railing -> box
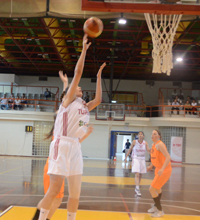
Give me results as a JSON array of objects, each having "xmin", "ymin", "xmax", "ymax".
[
  {"xmin": 0, "ymin": 98, "xmax": 60, "ymax": 112},
  {"xmin": 125, "ymin": 104, "xmax": 200, "ymax": 117},
  {"xmin": 0, "ymin": 84, "xmax": 60, "ymax": 101}
]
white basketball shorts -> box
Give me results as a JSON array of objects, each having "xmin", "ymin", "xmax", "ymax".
[
  {"xmin": 131, "ymin": 158, "xmax": 147, "ymax": 173},
  {"xmin": 48, "ymin": 136, "xmax": 83, "ymax": 177}
]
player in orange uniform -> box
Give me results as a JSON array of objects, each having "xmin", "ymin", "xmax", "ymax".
[{"xmin": 147, "ymin": 129, "xmax": 172, "ymax": 218}]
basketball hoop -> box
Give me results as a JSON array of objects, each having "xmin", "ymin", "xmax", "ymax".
[
  {"xmin": 144, "ymin": 13, "xmax": 182, "ymax": 76},
  {"xmin": 107, "ymin": 116, "xmax": 114, "ymax": 121}
]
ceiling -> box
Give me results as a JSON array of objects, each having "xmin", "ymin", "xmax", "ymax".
[{"xmin": 0, "ymin": 1, "xmax": 200, "ymax": 82}]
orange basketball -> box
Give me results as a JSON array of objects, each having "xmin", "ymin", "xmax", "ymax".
[{"xmin": 83, "ymin": 17, "xmax": 103, "ymax": 38}]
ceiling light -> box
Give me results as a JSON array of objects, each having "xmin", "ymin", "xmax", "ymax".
[
  {"xmin": 176, "ymin": 57, "xmax": 183, "ymax": 62},
  {"xmin": 60, "ymin": 19, "xmax": 67, "ymax": 22},
  {"xmin": 69, "ymin": 20, "xmax": 76, "ymax": 22},
  {"xmin": 35, "ymin": 38, "xmax": 40, "ymax": 41},
  {"xmin": 67, "ymin": 40, "xmax": 72, "ymax": 42},
  {"xmin": 110, "ymin": 21, "xmax": 116, "ymax": 24},
  {"xmin": 13, "ymin": 18, "xmax": 18, "ymax": 21},
  {"xmin": 22, "ymin": 18, "xmax": 27, "ymax": 21},
  {"xmin": 111, "ymin": 100, "xmax": 117, "ymax": 103},
  {"xmin": 38, "ymin": 54, "xmax": 42, "ymax": 56},
  {"xmin": 27, "ymin": 38, "xmax": 32, "ymax": 41},
  {"xmin": 119, "ymin": 18, "xmax": 126, "ymax": 24},
  {"xmin": 118, "ymin": 13, "xmax": 126, "ymax": 24}
]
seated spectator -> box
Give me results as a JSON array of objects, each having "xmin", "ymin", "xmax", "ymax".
[
  {"xmin": 171, "ymin": 99, "xmax": 180, "ymax": 115},
  {"xmin": 171, "ymin": 89, "xmax": 178, "ymax": 100},
  {"xmin": 178, "ymin": 89, "xmax": 184, "ymax": 100},
  {"xmin": 186, "ymin": 96, "xmax": 191, "ymax": 104},
  {"xmin": 8, "ymin": 93, "xmax": 15, "ymax": 109},
  {"xmin": 44, "ymin": 88, "xmax": 51, "ymax": 99},
  {"xmin": 184, "ymin": 100, "xmax": 191, "ymax": 115},
  {"xmin": 191, "ymin": 100, "xmax": 197, "ymax": 115},
  {"xmin": 92, "ymin": 92, "xmax": 95, "ymax": 100},
  {"xmin": 175, "ymin": 95, "xmax": 182, "ymax": 104},
  {"xmin": 84, "ymin": 92, "xmax": 90, "ymax": 103},
  {"xmin": 140, "ymin": 101, "xmax": 146, "ymax": 117},
  {"xmin": 21, "ymin": 93, "xmax": 28, "ymax": 106},
  {"xmin": 0, "ymin": 94, "xmax": 8, "ymax": 110},
  {"xmin": 14, "ymin": 96, "xmax": 22, "ymax": 110}
]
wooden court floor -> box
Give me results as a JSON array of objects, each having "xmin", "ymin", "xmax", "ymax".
[{"xmin": 0, "ymin": 156, "xmax": 200, "ymax": 220}]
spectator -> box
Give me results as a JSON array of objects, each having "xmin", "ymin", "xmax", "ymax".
[
  {"xmin": 171, "ymin": 99, "xmax": 180, "ymax": 115},
  {"xmin": 184, "ymin": 100, "xmax": 191, "ymax": 115},
  {"xmin": 14, "ymin": 96, "xmax": 22, "ymax": 110},
  {"xmin": 191, "ymin": 100, "xmax": 197, "ymax": 115},
  {"xmin": 21, "ymin": 93, "xmax": 27, "ymax": 108},
  {"xmin": 140, "ymin": 101, "xmax": 146, "ymax": 117},
  {"xmin": 8, "ymin": 93, "xmax": 15, "ymax": 109},
  {"xmin": 171, "ymin": 89, "xmax": 178, "ymax": 100},
  {"xmin": 179, "ymin": 89, "xmax": 184, "ymax": 100},
  {"xmin": 175, "ymin": 95, "xmax": 182, "ymax": 104},
  {"xmin": 84, "ymin": 92, "xmax": 90, "ymax": 103},
  {"xmin": 124, "ymin": 139, "xmax": 131, "ymax": 161},
  {"xmin": 0, "ymin": 94, "xmax": 8, "ymax": 110},
  {"xmin": 186, "ymin": 96, "xmax": 191, "ymax": 104},
  {"xmin": 92, "ymin": 92, "xmax": 95, "ymax": 100},
  {"xmin": 44, "ymin": 88, "xmax": 51, "ymax": 99}
]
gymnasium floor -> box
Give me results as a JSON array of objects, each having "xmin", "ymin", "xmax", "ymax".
[{"xmin": 0, "ymin": 156, "xmax": 200, "ymax": 220}]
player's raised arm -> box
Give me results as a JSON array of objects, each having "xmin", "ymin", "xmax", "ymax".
[
  {"xmin": 63, "ymin": 34, "xmax": 91, "ymax": 107},
  {"xmin": 87, "ymin": 62, "xmax": 106, "ymax": 111}
]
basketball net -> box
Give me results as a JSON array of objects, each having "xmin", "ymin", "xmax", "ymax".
[{"xmin": 144, "ymin": 13, "xmax": 182, "ymax": 76}]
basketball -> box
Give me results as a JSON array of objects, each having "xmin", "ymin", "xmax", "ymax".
[{"xmin": 83, "ymin": 17, "xmax": 103, "ymax": 38}]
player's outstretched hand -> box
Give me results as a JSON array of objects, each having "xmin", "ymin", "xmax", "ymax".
[
  {"xmin": 59, "ymin": 70, "xmax": 68, "ymax": 83},
  {"xmin": 97, "ymin": 62, "xmax": 106, "ymax": 79},
  {"xmin": 83, "ymin": 34, "xmax": 91, "ymax": 51}
]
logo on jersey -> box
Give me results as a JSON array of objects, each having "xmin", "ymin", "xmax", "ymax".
[{"xmin": 79, "ymin": 120, "xmax": 88, "ymax": 127}]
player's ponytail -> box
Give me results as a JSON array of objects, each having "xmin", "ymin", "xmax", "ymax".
[{"xmin": 155, "ymin": 129, "xmax": 162, "ymax": 140}]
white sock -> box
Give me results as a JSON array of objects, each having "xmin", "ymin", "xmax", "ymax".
[
  {"xmin": 136, "ymin": 185, "xmax": 140, "ymax": 190},
  {"xmin": 67, "ymin": 211, "xmax": 77, "ymax": 220},
  {"xmin": 38, "ymin": 208, "xmax": 49, "ymax": 220}
]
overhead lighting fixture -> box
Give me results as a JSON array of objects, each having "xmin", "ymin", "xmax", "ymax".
[
  {"xmin": 60, "ymin": 19, "xmax": 67, "ymax": 22},
  {"xmin": 111, "ymin": 100, "xmax": 117, "ymax": 103},
  {"xmin": 67, "ymin": 40, "xmax": 72, "ymax": 42},
  {"xmin": 38, "ymin": 54, "xmax": 42, "ymax": 56},
  {"xmin": 22, "ymin": 18, "xmax": 27, "ymax": 21},
  {"xmin": 176, "ymin": 57, "xmax": 183, "ymax": 62},
  {"xmin": 27, "ymin": 38, "xmax": 32, "ymax": 41},
  {"xmin": 13, "ymin": 18, "xmax": 18, "ymax": 21},
  {"xmin": 118, "ymin": 13, "xmax": 126, "ymax": 24},
  {"xmin": 110, "ymin": 21, "xmax": 116, "ymax": 24},
  {"xmin": 35, "ymin": 38, "xmax": 40, "ymax": 41},
  {"xmin": 69, "ymin": 20, "xmax": 76, "ymax": 22}
]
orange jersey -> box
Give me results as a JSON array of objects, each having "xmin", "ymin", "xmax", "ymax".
[{"xmin": 151, "ymin": 140, "xmax": 171, "ymax": 171}]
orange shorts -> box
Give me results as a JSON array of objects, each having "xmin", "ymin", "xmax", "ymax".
[
  {"xmin": 151, "ymin": 168, "xmax": 172, "ymax": 189},
  {"xmin": 44, "ymin": 158, "xmax": 65, "ymax": 198}
]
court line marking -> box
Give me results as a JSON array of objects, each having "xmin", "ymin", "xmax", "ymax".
[
  {"xmin": 9, "ymin": 205, "xmax": 200, "ymax": 217},
  {"xmin": 71, "ymin": 200, "xmax": 200, "ymax": 213},
  {"xmin": 0, "ymin": 165, "xmax": 28, "ymax": 175},
  {"xmin": 0, "ymin": 194, "xmax": 200, "ymax": 205},
  {"xmin": 0, "ymin": 206, "xmax": 13, "ymax": 217},
  {"xmin": 120, "ymin": 193, "xmax": 133, "ymax": 220}
]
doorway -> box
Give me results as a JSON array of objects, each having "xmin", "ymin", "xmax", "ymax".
[{"xmin": 110, "ymin": 130, "xmax": 138, "ymax": 160}]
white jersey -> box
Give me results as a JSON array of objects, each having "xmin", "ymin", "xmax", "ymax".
[
  {"xmin": 54, "ymin": 97, "xmax": 90, "ymax": 139},
  {"xmin": 132, "ymin": 140, "xmax": 146, "ymax": 160}
]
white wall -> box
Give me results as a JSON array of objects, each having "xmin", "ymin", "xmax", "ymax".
[
  {"xmin": 81, "ymin": 124, "xmax": 110, "ymax": 159},
  {"xmin": 0, "ymin": 120, "xmax": 33, "ymax": 156},
  {"xmin": 185, "ymin": 128, "xmax": 200, "ymax": 164}
]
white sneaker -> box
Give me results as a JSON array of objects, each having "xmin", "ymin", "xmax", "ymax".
[
  {"xmin": 147, "ymin": 204, "xmax": 157, "ymax": 213},
  {"xmin": 151, "ymin": 210, "xmax": 164, "ymax": 218},
  {"xmin": 135, "ymin": 188, "xmax": 141, "ymax": 196}
]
